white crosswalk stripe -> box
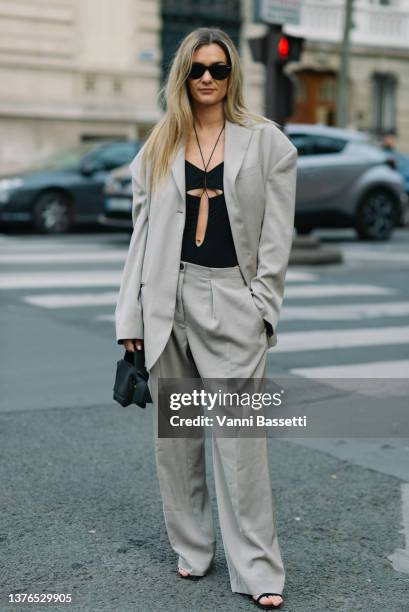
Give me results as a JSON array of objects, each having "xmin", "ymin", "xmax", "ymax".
[
  {"xmin": 0, "ymin": 271, "xmax": 122, "ymax": 289},
  {"xmin": 0, "ymin": 240, "xmax": 109, "ymax": 252},
  {"xmin": 281, "ymin": 302, "xmax": 409, "ymax": 320},
  {"xmin": 0, "ymin": 251, "xmax": 128, "ymax": 264},
  {"xmin": 284, "ymin": 284, "xmax": 394, "ymax": 298},
  {"xmin": 0, "ymin": 269, "xmax": 314, "ymax": 290},
  {"xmin": 24, "ymin": 292, "xmax": 118, "ymax": 308},
  {"xmin": 291, "ymin": 360, "xmax": 409, "ymax": 378},
  {"xmin": 343, "ymin": 250, "xmax": 409, "ymax": 264},
  {"xmin": 274, "ymin": 326, "xmax": 409, "ymax": 352},
  {"xmin": 283, "ymin": 271, "xmax": 317, "ymax": 282}
]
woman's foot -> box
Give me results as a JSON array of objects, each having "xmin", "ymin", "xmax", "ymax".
[
  {"xmin": 252, "ymin": 593, "xmax": 283, "ymax": 609},
  {"xmin": 177, "ymin": 567, "xmax": 202, "ymax": 581},
  {"xmin": 179, "ymin": 569, "xmax": 283, "ymax": 608}
]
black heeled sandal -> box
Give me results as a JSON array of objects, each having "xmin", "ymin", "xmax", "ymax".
[
  {"xmin": 177, "ymin": 568, "xmax": 202, "ymax": 581},
  {"xmin": 252, "ymin": 592, "xmax": 283, "ymax": 610}
]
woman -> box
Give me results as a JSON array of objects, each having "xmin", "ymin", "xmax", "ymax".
[{"xmin": 115, "ymin": 27, "xmax": 297, "ymax": 610}]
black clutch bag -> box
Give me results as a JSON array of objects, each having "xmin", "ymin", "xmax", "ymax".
[{"xmin": 113, "ymin": 347, "xmax": 152, "ymax": 408}]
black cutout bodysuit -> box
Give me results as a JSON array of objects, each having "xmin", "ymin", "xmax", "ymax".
[{"xmin": 180, "ymin": 160, "xmax": 238, "ymax": 268}]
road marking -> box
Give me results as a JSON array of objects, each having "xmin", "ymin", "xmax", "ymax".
[
  {"xmin": 274, "ymin": 326, "xmax": 409, "ymax": 352},
  {"xmin": 284, "ymin": 271, "xmax": 317, "ymax": 282},
  {"xmin": 24, "ymin": 292, "xmax": 118, "ymax": 308},
  {"xmin": 0, "ymin": 270, "xmax": 322, "ymax": 290},
  {"xmin": 281, "ymin": 302, "xmax": 409, "ymax": 320},
  {"xmin": 0, "ymin": 251, "xmax": 128, "ymax": 263},
  {"xmin": 0, "ymin": 240, "xmax": 111, "ymax": 251},
  {"xmin": 95, "ymin": 314, "xmax": 115, "ymax": 321},
  {"xmin": 0, "ymin": 259, "xmax": 315, "ymax": 274},
  {"xmin": 388, "ymin": 483, "xmax": 409, "ymax": 574},
  {"xmin": 0, "ymin": 271, "xmax": 122, "ymax": 289},
  {"xmin": 290, "ymin": 359, "xmax": 409, "ymax": 378},
  {"xmin": 344, "ymin": 250, "xmax": 409, "ymax": 264},
  {"xmin": 284, "ymin": 285, "xmax": 393, "ymax": 298}
]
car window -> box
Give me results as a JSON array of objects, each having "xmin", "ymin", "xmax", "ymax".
[
  {"xmin": 288, "ymin": 133, "xmax": 347, "ymax": 156},
  {"xmin": 313, "ymin": 135, "xmax": 346, "ymax": 154},
  {"xmin": 93, "ymin": 142, "xmax": 140, "ymax": 170},
  {"xmin": 288, "ymin": 134, "xmax": 315, "ymax": 156},
  {"xmin": 29, "ymin": 142, "xmax": 99, "ymax": 171}
]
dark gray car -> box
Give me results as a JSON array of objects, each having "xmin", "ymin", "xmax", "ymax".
[
  {"xmin": 285, "ymin": 124, "xmax": 407, "ymax": 240},
  {"xmin": 0, "ymin": 140, "xmax": 142, "ymax": 233}
]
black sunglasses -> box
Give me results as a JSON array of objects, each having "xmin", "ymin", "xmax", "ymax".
[{"xmin": 187, "ymin": 62, "xmax": 231, "ymax": 80}]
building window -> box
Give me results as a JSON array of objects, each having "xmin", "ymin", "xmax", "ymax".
[
  {"xmin": 318, "ymin": 79, "xmax": 336, "ymax": 103},
  {"xmin": 371, "ymin": 72, "xmax": 397, "ymax": 135},
  {"xmin": 84, "ymin": 74, "xmax": 96, "ymax": 92}
]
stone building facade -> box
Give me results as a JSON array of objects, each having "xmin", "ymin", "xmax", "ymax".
[{"xmin": 0, "ymin": 0, "xmax": 408, "ymax": 173}]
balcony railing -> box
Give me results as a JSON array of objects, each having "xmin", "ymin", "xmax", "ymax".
[{"xmin": 284, "ymin": 0, "xmax": 409, "ymax": 49}]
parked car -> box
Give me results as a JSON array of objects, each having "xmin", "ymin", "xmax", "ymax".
[
  {"xmin": 386, "ymin": 149, "xmax": 409, "ymax": 201},
  {"xmin": 0, "ymin": 140, "xmax": 142, "ymax": 233},
  {"xmin": 99, "ymin": 164, "xmax": 134, "ymax": 231},
  {"xmin": 100, "ymin": 124, "xmax": 408, "ymax": 241},
  {"xmin": 284, "ymin": 123, "xmax": 408, "ymax": 240}
]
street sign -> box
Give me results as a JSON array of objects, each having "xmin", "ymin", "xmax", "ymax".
[{"xmin": 253, "ymin": 0, "xmax": 301, "ymax": 25}]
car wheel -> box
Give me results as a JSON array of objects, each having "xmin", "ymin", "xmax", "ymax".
[
  {"xmin": 355, "ymin": 188, "xmax": 398, "ymax": 241},
  {"xmin": 32, "ymin": 191, "xmax": 73, "ymax": 234}
]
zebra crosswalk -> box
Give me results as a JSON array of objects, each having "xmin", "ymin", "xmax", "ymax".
[{"xmin": 1, "ymin": 234, "xmax": 408, "ymax": 379}]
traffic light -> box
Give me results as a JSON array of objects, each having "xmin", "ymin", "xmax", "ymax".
[
  {"xmin": 248, "ymin": 27, "xmax": 304, "ymax": 124},
  {"xmin": 272, "ymin": 33, "xmax": 304, "ymax": 64},
  {"xmin": 248, "ymin": 31, "xmax": 304, "ymax": 66},
  {"xmin": 277, "ymin": 35, "xmax": 290, "ymax": 61}
]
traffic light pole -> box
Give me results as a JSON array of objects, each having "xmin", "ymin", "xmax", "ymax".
[
  {"xmin": 336, "ymin": 0, "xmax": 354, "ymax": 127},
  {"xmin": 264, "ymin": 23, "xmax": 282, "ymax": 122}
]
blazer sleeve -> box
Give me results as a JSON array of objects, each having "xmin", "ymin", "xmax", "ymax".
[
  {"xmin": 114, "ymin": 151, "xmax": 149, "ymax": 344},
  {"xmin": 250, "ymin": 145, "xmax": 298, "ymax": 336}
]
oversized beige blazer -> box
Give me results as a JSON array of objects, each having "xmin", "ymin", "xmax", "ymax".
[{"xmin": 115, "ymin": 118, "xmax": 298, "ymax": 371}]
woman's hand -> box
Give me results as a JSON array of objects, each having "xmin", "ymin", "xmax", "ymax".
[{"xmin": 123, "ymin": 339, "xmax": 144, "ymax": 352}]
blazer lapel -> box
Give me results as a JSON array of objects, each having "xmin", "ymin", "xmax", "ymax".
[
  {"xmin": 171, "ymin": 118, "xmax": 252, "ymax": 213},
  {"xmin": 223, "ymin": 119, "xmax": 253, "ymax": 217}
]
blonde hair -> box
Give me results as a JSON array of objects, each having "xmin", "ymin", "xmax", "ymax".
[{"xmin": 141, "ymin": 27, "xmax": 277, "ymax": 193}]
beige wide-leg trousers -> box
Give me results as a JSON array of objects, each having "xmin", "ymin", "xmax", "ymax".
[{"xmin": 147, "ymin": 260, "xmax": 285, "ymax": 597}]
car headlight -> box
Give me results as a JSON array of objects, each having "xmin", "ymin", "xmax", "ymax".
[
  {"xmin": 0, "ymin": 177, "xmax": 24, "ymax": 191},
  {"xmin": 105, "ymin": 176, "xmax": 132, "ymax": 195},
  {"xmin": 104, "ymin": 177, "xmax": 122, "ymax": 194}
]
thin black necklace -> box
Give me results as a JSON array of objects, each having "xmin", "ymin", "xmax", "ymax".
[{"xmin": 193, "ymin": 120, "xmax": 225, "ymax": 198}]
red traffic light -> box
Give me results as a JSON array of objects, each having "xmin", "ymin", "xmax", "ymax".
[{"xmin": 277, "ymin": 36, "xmax": 289, "ymax": 60}]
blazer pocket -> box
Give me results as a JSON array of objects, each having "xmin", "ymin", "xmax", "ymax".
[{"xmin": 246, "ymin": 287, "xmax": 265, "ymax": 332}]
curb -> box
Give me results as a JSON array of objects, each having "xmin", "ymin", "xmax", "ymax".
[
  {"xmin": 290, "ymin": 248, "xmax": 343, "ymax": 265},
  {"xmin": 292, "ymin": 236, "xmax": 322, "ymax": 249},
  {"xmin": 289, "ymin": 235, "xmax": 343, "ymax": 265}
]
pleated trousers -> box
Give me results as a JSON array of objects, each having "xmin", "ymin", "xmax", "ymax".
[{"xmin": 147, "ymin": 260, "xmax": 285, "ymax": 597}]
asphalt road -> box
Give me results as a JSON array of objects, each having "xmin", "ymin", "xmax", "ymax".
[{"xmin": 1, "ymin": 228, "xmax": 408, "ymax": 612}]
